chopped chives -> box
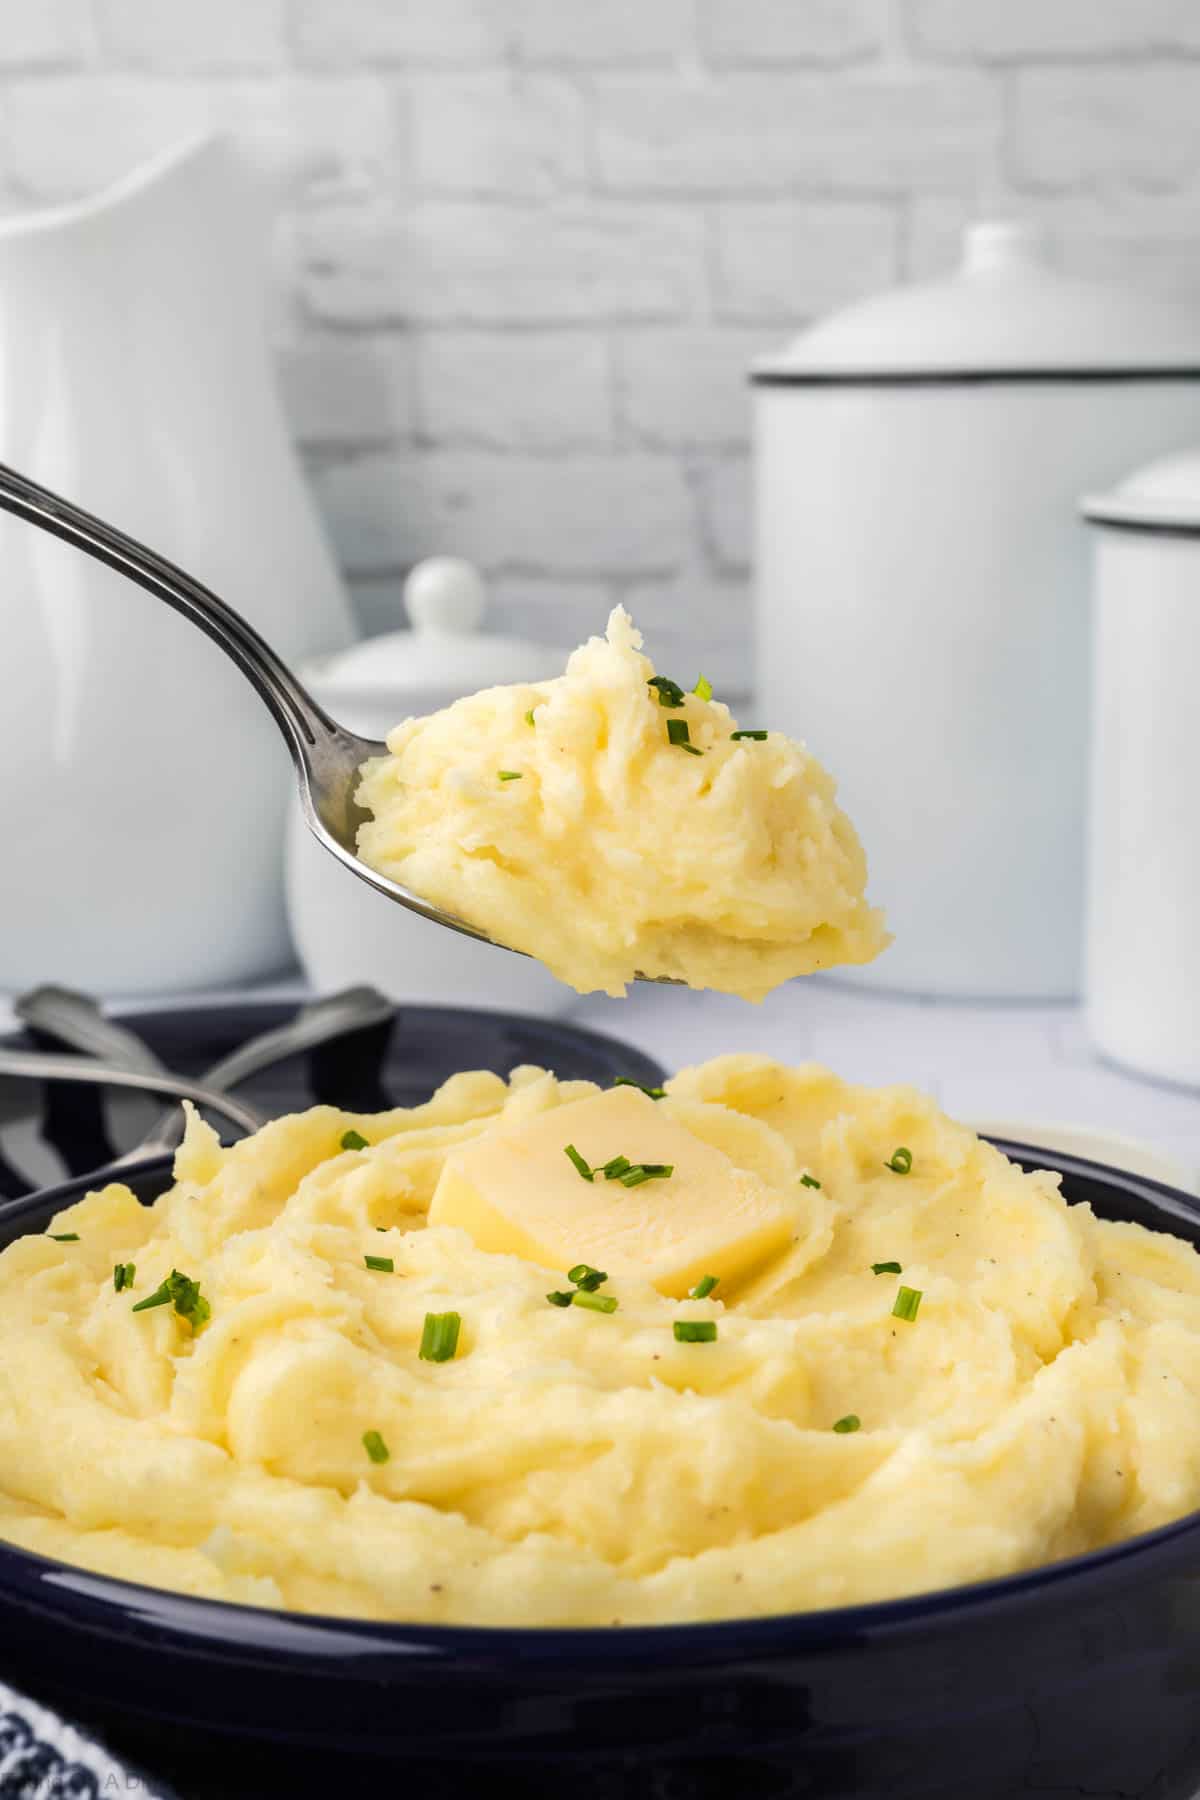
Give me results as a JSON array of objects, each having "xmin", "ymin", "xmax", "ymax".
[
  {"xmin": 872, "ymin": 1261, "xmax": 902, "ymax": 1275},
  {"xmin": 690, "ymin": 1274, "xmax": 719, "ymax": 1299},
  {"xmin": 572, "ymin": 1289, "xmax": 618, "ymax": 1314},
  {"xmin": 885, "ymin": 1147, "xmax": 913, "ymax": 1175},
  {"xmin": 619, "ymin": 1162, "xmax": 673, "ymax": 1188},
  {"xmin": 567, "ymin": 1263, "xmax": 607, "ymax": 1291},
  {"xmin": 693, "ymin": 674, "xmax": 713, "ymax": 701},
  {"xmin": 341, "ymin": 1129, "xmax": 369, "ymax": 1152},
  {"xmin": 564, "ymin": 1143, "xmax": 594, "ymax": 1182},
  {"xmin": 612, "ymin": 1077, "xmax": 666, "ymax": 1100},
  {"xmin": 364, "ymin": 1254, "xmax": 394, "ymax": 1273},
  {"xmin": 362, "ymin": 1430, "xmax": 390, "ymax": 1464},
  {"xmin": 131, "ymin": 1269, "xmax": 209, "ymax": 1331},
  {"xmin": 667, "ymin": 718, "xmax": 702, "ymax": 754},
  {"xmin": 730, "ymin": 729, "xmax": 768, "ymax": 741},
  {"xmin": 832, "ymin": 1415, "xmax": 861, "ymax": 1434},
  {"xmin": 601, "ymin": 1155, "xmax": 632, "ymax": 1180},
  {"xmin": 800, "ymin": 1174, "xmax": 821, "ymax": 1190},
  {"xmin": 892, "ymin": 1285, "xmax": 923, "ymax": 1323},
  {"xmin": 419, "ymin": 1310, "xmax": 461, "ymax": 1362},
  {"xmin": 648, "ymin": 676, "xmax": 685, "ymax": 708},
  {"xmin": 498, "ymin": 769, "xmax": 522, "ymax": 781},
  {"xmin": 524, "ymin": 709, "xmax": 536, "ymax": 726},
  {"xmin": 47, "ymin": 1233, "xmax": 79, "ymax": 1242},
  {"xmin": 546, "ymin": 1290, "xmax": 574, "ymax": 1308},
  {"xmin": 131, "ymin": 1284, "xmax": 172, "ymax": 1312},
  {"xmin": 113, "ymin": 1262, "xmax": 135, "ymax": 1293},
  {"xmin": 674, "ymin": 1320, "xmax": 717, "ymax": 1344}
]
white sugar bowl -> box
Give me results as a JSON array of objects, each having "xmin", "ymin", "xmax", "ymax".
[{"xmin": 285, "ymin": 559, "xmax": 572, "ymax": 1014}]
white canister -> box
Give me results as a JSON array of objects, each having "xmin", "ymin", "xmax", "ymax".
[
  {"xmin": 1081, "ymin": 453, "xmax": 1200, "ymax": 1087},
  {"xmin": 754, "ymin": 221, "xmax": 1200, "ymax": 999},
  {"xmin": 286, "ymin": 559, "xmax": 574, "ymax": 1016}
]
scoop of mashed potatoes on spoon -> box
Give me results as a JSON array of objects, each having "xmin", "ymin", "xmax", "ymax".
[{"xmin": 355, "ymin": 608, "xmax": 888, "ymax": 999}]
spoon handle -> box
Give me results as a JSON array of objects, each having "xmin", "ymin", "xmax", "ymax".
[
  {"xmin": 0, "ymin": 1049, "xmax": 265, "ymax": 1136},
  {"xmin": 0, "ymin": 460, "xmax": 333, "ymax": 768}
]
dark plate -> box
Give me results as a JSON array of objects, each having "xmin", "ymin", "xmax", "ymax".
[
  {"xmin": 0, "ymin": 1138, "xmax": 1197, "ymax": 1799},
  {"xmin": 0, "ymin": 999, "xmax": 668, "ymax": 1197}
]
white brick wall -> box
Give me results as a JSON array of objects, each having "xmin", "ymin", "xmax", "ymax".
[{"xmin": 3, "ymin": 0, "xmax": 1200, "ymax": 686}]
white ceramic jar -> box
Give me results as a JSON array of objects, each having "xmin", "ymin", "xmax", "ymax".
[
  {"xmin": 285, "ymin": 559, "xmax": 574, "ymax": 1016},
  {"xmin": 754, "ymin": 221, "xmax": 1200, "ymax": 999},
  {"xmin": 1081, "ymin": 453, "xmax": 1200, "ymax": 1087}
]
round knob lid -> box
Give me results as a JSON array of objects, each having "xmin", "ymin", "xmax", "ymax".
[
  {"xmin": 299, "ymin": 557, "xmax": 563, "ymax": 705},
  {"xmin": 753, "ymin": 217, "xmax": 1200, "ymax": 380}
]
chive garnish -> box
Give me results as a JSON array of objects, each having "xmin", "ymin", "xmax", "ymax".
[
  {"xmin": 892, "ymin": 1285, "xmax": 922, "ymax": 1322},
  {"xmin": 693, "ymin": 674, "xmax": 712, "ymax": 701},
  {"xmin": 674, "ymin": 1320, "xmax": 717, "ymax": 1344},
  {"xmin": 619, "ymin": 1162, "xmax": 673, "ymax": 1187},
  {"xmin": 524, "ymin": 709, "xmax": 536, "ymax": 726},
  {"xmin": 690, "ymin": 1274, "xmax": 719, "ymax": 1299},
  {"xmin": 572, "ymin": 1290, "xmax": 617, "ymax": 1314},
  {"xmin": 47, "ymin": 1233, "xmax": 79, "ymax": 1242},
  {"xmin": 801, "ymin": 1174, "xmax": 821, "ymax": 1189},
  {"xmin": 567, "ymin": 1263, "xmax": 607, "ymax": 1291},
  {"xmin": 872, "ymin": 1261, "xmax": 902, "ymax": 1275},
  {"xmin": 648, "ymin": 676, "xmax": 685, "ymax": 708},
  {"xmin": 498, "ymin": 769, "xmax": 522, "ymax": 781},
  {"xmin": 667, "ymin": 718, "xmax": 702, "ymax": 754},
  {"xmin": 612, "ymin": 1077, "xmax": 666, "ymax": 1100},
  {"xmin": 131, "ymin": 1269, "xmax": 210, "ymax": 1331},
  {"xmin": 341, "ymin": 1129, "xmax": 369, "ymax": 1152},
  {"xmin": 730, "ymin": 729, "xmax": 768, "ymax": 741},
  {"xmin": 113, "ymin": 1262, "xmax": 135, "ymax": 1293},
  {"xmin": 363, "ymin": 1429, "xmax": 390, "ymax": 1464},
  {"xmin": 364, "ymin": 1254, "xmax": 394, "ymax": 1273},
  {"xmin": 885, "ymin": 1147, "xmax": 913, "ymax": 1174},
  {"xmin": 419, "ymin": 1311, "xmax": 461, "ymax": 1362},
  {"xmin": 601, "ymin": 1155, "xmax": 632, "ymax": 1181},
  {"xmin": 832, "ymin": 1415, "xmax": 861, "ymax": 1434},
  {"xmin": 547, "ymin": 1290, "xmax": 574, "ymax": 1307},
  {"xmin": 564, "ymin": 1143, "xmax": 594, "ymax": 1182}
]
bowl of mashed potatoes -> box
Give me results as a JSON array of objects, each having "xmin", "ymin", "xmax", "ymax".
[{"xmin": 0, "ymin": 1060, "xmax": 1198, "ymax": 1799}]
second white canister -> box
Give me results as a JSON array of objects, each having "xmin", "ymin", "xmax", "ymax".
[
  {"xmin": 1081, "ymin": 452, "xmax": 1200, "ymax": 1088},
  {"xmin": 754, "ymin": 221, "xmax": 1200, "ymax": 998}
]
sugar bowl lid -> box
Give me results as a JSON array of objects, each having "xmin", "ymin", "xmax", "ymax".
[
  {"xmin": 302, "ymin": 558, "xmax": 564, "ymax": 707},
  {"xmin": 754, "ymin": 221, "xmax": 1200, "ymax": 383},
  {"xmin": 1083, "ymin": 449, "xmax": 1200, "ymax": 536}
]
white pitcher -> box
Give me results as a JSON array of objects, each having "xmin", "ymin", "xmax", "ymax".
[{"xmin": 0, "ymin": 133, "xmax": 354, "ymax": 994}]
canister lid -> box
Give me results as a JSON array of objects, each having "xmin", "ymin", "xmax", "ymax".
[
  {"xmin": 753, "ymin": 221, "xmax": 1200, "ymax": 384},
  {"xmin": 300, "ymin": 558, "xmax": 563, "ymax": 707},
  {"xmin": 1082, "ymin": 448, "xmax": 1200, "ymax": 536}
]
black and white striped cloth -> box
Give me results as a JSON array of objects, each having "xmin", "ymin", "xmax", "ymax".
[{"xmin": 0, "ymin": 1682, "xmax": 175, "ymax": 1800}]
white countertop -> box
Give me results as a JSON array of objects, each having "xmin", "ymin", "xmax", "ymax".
[{"xmin": 5, "ymin": 976, "xmax": 1197, "ymax": 1192}]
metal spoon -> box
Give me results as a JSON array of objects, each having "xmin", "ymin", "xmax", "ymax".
[
  {"xmin": 0, "ymin": 1049, "xmax": 264, "ymax": 1139},
  {"xmin": 0, "ymin": 462, "xmax": 681, "ymax": 983},
  {"xmin": 14, "ymin": 984, "xmax": 394, "ymax": 1160}
]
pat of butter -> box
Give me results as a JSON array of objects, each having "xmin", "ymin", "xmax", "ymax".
[{"xmin": 429, "ymin": 1087, "xmax": 797, "ymax": 1299}]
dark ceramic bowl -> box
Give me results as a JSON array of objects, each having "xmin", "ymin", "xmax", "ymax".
[{"xmin": 0, "ymin": 1145, "xmax": 1198, "ymax": 1800}]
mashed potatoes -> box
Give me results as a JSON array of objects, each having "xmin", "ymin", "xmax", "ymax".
[
  {"xmin": 2, "ymin": 1057, "xmax": 1198, "ymax": 1626},
  {"xmin": 355, "ymin": 609, "xmax": 888, "ymax": 998}
]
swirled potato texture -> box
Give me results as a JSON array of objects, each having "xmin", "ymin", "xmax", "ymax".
[
  {"xmin": 355, "ymin": 609, "xmax": 888, "ymax": 998},
  {"xmin": 1, "ymin": 1057, "xmax": 1198, "ymax": 1626}
]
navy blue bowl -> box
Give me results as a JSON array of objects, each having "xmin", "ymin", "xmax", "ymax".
[{"xmin": 0, "ymin": 1144, "xmax": 1198, "ymax": 1800}]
